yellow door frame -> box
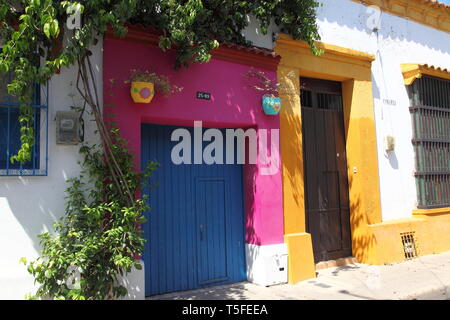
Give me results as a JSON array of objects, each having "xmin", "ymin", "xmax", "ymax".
[{"xmin": 275, "ymin": 34, "xmax": 382, "ymax": 283}]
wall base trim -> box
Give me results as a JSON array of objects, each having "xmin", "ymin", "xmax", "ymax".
[
  {"xmin": 356, "ymin": 215, "xmax": 450, "ymax": 265},
  {"xmin": 284, "ymin": 233, "xmax": 316, "ymax": 284}
]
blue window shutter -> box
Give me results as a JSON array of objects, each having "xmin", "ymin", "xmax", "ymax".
[
  {"xmin": 0, "ymin": 71, "xmax": 45, "ymax": 175},
  {"xmin": 0, "ymin": 106, "xmax": 40, "ymax": 170}
]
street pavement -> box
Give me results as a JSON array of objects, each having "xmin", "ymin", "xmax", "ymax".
[{"xmin": 148, "ymin": 251, "xmax": 450, "ymax": 300}]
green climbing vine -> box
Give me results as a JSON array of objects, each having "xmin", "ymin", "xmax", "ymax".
[
  {"xmin": 1, "ymin": 0, "xmax": 321, "ymax": 299},
  {"xmin": 1, "ymin": 1, "xmax": 322, "ymax": 165},
  {"xmin": 21, "ymin": 129, "xmax": 158, "ymax": 300}
]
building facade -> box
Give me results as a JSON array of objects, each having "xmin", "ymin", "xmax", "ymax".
[
  {"xmin": 0, "ymin": 0, "xmax": 449, "ymax": 299},
  {"xmin": 103, "ymin": 29, "xmax": 285, "ymax": 296},
  {"xmin": 275, "ymin": 0, "xmax": 450, "ymax": 282}
]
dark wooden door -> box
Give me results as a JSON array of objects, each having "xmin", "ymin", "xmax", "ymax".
[{"xmin": 300, "ymin": 77, "xmax": 352, "ymax": 263}]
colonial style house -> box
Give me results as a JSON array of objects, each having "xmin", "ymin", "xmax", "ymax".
[{"xmin": 0, "ymin": 0, "xmax": 449, "ymax": 299}]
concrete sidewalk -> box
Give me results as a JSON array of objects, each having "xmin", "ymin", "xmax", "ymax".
[{"xmin": 148, "ymin": 251, "xmax": 450, "ymax": 300}]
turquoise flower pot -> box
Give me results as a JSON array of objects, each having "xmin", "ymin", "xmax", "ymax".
[{"xmin": 262, "ymin": 94, "xmax": 281, "ymax": 115}]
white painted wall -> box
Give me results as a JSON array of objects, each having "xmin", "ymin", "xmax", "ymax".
[
  {"xmin": 242, "ymin": 16, "xmax": 279, "ymax": 50},
  {"xmin": 0, "ymin": 40, "xmax": 103, "ymax": 299},
  {"xmin": 316, "ymin": 0, "xmax": 450, "ymax": 221}
]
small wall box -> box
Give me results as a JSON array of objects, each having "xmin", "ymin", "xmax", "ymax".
[
  {"xmin": 262, "ymin": 253, "xmax": 288, "ymax": 286},
  {"xmin": 56, "ymin": 111, "xmax": 79, "ymax": 145},
  {"xmin": 384, "ymin": 136, "xmax": 396, "ymax": 152}
]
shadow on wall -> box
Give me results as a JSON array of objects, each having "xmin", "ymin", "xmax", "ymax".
[
  {"xmin": 245, "ymin": 243, "xmax": 259, "ymax": 285},
  {"xmin": 244, "ymin": 162, "xmax": 260, "ymax": 246},
  {"xmin": 371, "ymin": 73, "xmax": 381, "ymax": 101},
  {"xmin": 317, "ymin": 0, "xmax": 450, "ymax": 57},
  {"xmin": 1, "ymin": 97, "xmax": 99, "ymax": 257},
  {"xmin": 347, "ymin": 173, "xmax": 377, "ymax": 265},
  {"xmin": 341, "ymin": 79, "xmax": 380, "ymax": 264},
  {"xmin": 283, "ymin": 105, "xmax": 304, "ymax": 222},
  {"xmin": 386, "ymin": 151, "xmax": 398, "ymax": 169},
  {"xmin": 279, "ymin": 70, "xmax": 305, "ymax": 233},
  {"xmin": 1, "ymin": 165, "xmax": 82, "ymax": 255}
]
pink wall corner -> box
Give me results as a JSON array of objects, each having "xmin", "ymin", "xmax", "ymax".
[{"xmin": 103, "ymin": 37, "xmax": 284, "ymax": 245}]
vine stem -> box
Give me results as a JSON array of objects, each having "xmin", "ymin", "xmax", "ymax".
[{"xmin": 75, "ymin": 55, "xmax": 135, "ymax": 207}]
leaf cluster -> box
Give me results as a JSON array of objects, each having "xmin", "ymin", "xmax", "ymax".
[
  {"xmin": 22, "ymin": 128, "xmax": 158, "ymax": 300},
  {"xmin": 0, "ymin": 1, "xmax": 321, "ymax": 162}
]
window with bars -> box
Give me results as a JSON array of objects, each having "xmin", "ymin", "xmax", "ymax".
[
  {"xmin": 0, "ymin": 72, "xmax": 48, "ymax": 176},
  {"xmin": 409, "ymin": 75, "xmax": 450, "ymax": 209}
]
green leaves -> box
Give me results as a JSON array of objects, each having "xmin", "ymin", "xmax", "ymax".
[
  {"xmin": 159, "ymin": 36, "xmax": 172, "ymax": 51},
  {"xmin": 21, "ymin": 127, "xmax": 156, "ymax": 300},
  {"xmin": 43, "ymin": 18, "xmax": 59, "ymax": 39},
  {"xmin": 133, "ymin": 0, "xmax": 321, "ymax": 68}
]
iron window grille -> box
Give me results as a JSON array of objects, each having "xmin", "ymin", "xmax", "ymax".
[
  {"xmin": 408, "ymin": 75, "xmax": 450, "ymax": 209},
  {"xmin": 0, "ymin": 71, "xmax": 48, "ymax": 176}
]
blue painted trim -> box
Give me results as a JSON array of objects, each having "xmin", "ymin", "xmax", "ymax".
[
  {"xmin": 0, "ymin": 82, "xmax": 49, "ymax": 177},
  {"xmin": 0, "ymin": 102, "xmax": 48, "ymax": 109}
]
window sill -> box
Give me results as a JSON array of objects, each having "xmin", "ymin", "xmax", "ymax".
[{"xmin": 413, "ymin": 207, "xmax": 450, "ymax": 216}]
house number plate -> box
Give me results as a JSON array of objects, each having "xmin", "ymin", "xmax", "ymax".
[{"xmin": 197, "ymin": 92, "xmax": 211, "ymax": 100}]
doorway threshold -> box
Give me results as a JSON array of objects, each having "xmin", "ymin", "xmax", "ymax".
[{"xmin": 315, "ymin": 257, "xmax": 358, "ymax": 270}]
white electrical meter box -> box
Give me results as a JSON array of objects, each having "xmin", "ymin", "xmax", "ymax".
[
  {"xmin": 246, "ymin": 244, "xmax": 288, "ymax": 287},
  {"xmin": 56, "ymin": 111, "xmax": 79, "ymax": 145},
  {"xmin": 262, "ymin": 253, "xmax": 288, "ymax": 286}
]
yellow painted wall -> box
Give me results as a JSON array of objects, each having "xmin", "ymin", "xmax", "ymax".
[
  {"xmin": 278, "ymin": 66, "xmax": 305, "ymax": 235},
  {"xmin": 365, "ymin": 213, "xmax": 450, "ymax": 265}
]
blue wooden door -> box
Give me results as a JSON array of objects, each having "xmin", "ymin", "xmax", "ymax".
[{"xmin": 141, "ymin": 124, "xmax": 246, "ymax": 296}]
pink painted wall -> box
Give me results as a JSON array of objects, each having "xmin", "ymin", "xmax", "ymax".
[{"xmin": 103, "ymin": 37, "xmax": 283, "ymax": 245}]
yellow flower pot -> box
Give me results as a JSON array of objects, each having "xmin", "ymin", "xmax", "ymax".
[{"xmin": 130, "ymin": 81, "xmax": 155, "ymax": 103}]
